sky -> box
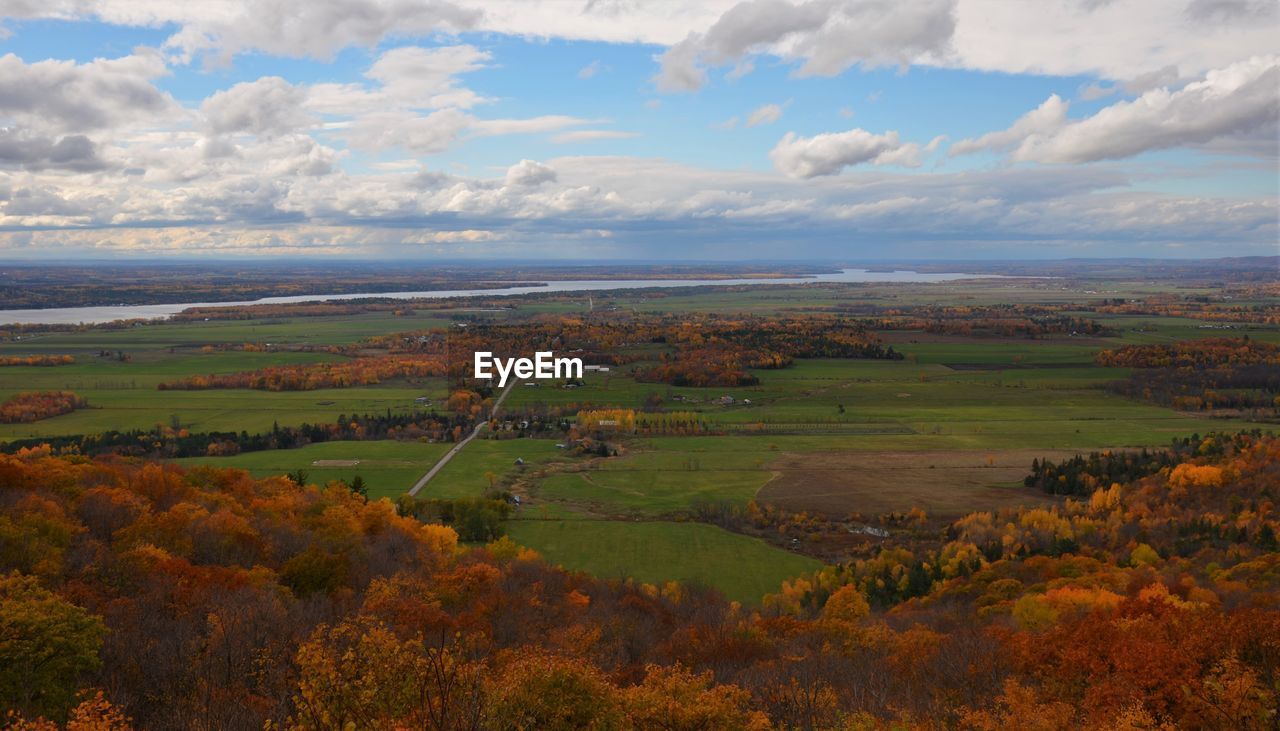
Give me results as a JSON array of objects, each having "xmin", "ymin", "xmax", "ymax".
[{"xmin": 0, "ymin": 0, "xmax": 1276, "ymax": 262}]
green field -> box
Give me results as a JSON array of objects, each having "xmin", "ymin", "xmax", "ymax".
[
  {"xmin": 537, "ymin": 462, "xmax": 769, "ymax": 516},
  {"xmin": 172, "ymin": 440, "xmax": 451, "ymax": 500},
  {"xmin": 421, "ymin": 437, "xmax": 570, "ymax": 499},
  {"xmin": 505, "ymin": 519, "xmax": 821, "ymax": 605}
]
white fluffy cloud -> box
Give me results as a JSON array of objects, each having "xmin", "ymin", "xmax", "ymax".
[
  {"xmin": 4, "ymin": 0, "xmax": 1278, "ymax": 82},
  {"xmin": 0, "ymin": 52, "xmax": 174, "ymax": 133},
  {"xmin": 950, "ymin": 95, "xmax": 1069, "ymax": 156},
  {"xmin": 504, "ymin": 159, "xmax": 557, "ymax": 186},
  {"xmin": 656, "ymin": 0, "xmax": 956, "ymax": 91},
  {"xmin": 346, "ymin": 109, "xmax": 471, "ymax": 155},
  {"xmin": 0, "ymin": 1, "xmax": 477, "ymax": 66},
  {"xmin": 2, "ymin": 156, "xmax": 1273, "ymax": 257},
  {"xmin": 770, "ymin": 128, "xmax": 923, "ymax": 177},
  {"xmin": 190, "ymin": 47, "xmax": 603, "ymax": 157},
  {"xmin": 305, "ymin": 44, "xmax": 491, "ymax": 115},
  {"xmin": 954, "ymin": 56, "xmax": 1279, "ymax": 162},
  {"xmin": 950, "ymin": 0, "xmax": 1277, "ymax": 81},
  {"xmin": 160, "ymin": 0, "xmax": 480, "ymax": 65},
  {"xmin": 202, "ymin": 77, "xmax": 312, "ymax": 137},
  {"xmin": 362, "ymin": 45, "xmax": 490, "ymax": 109}
]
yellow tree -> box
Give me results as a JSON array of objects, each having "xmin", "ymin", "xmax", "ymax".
[
  {"xmin": 624, "ymin": 664, "xmax": 770, "ymax": 731},
  {"xmin": 290, "ymin": 618, "xmax": 483, "ymax": 730},
  {"xmin": 485, "ymin": 650, "xmax": 623, "ymax": 731},
  {"xmin": 0, "ymin": 573, "xmax": 106, "ymax": 722}
]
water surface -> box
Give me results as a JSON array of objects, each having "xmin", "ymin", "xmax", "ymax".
[{"xmin": 0, "ymin": 268, "xmax": 1008, "ymax": 325}]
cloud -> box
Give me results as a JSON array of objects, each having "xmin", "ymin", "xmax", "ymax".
[
  {"xmin": 745, "ymin": 102, "xmax": 784, "ymax": 127},
  {"xmin": 950, "ymin": 95, "xmax": 1069, "ymax": 156},
  {"xmin": 505, "ymin": 159, "xmax": 557, "ymax": 186},
  {"xmin": 346, "ymin": 109, "xmax": 471, "ymax": 154},
  {"xmin": 158, "ymin": 0, "xmax": 481, "ymax": 65},
  {"xmin": 550, "ymin": 130, "xmax": 640, "ymax": 143},
  {"xmin": 654, "ymin": 36, "xmax": 707, "ymax": 92},
  {"xmin": 953, "ymin": 56, "xmax": 1280, "ymax": 163},
  {"xmin": 471, "ymin": 116, "xmax": 596, "ymax": 137},
  {"xmin": 1078, "ymin": 82, "xmax": 1118, "ymax": 101},
  {"xmin": 1184, "ymin": 0, "xmax": 1274, "ymax": 23},
  {"xmin": 345, "ymin": 112, "xmax": 600, "ymax": 154},
  {"xmin": 363, "ymin": 45, "xmax": 490, "ymax": 108},
  {"xmin": 950, "ymin": 0, "xmax": 1277, "ymax": 81},
  {"xmin": 770, "ymin": 128, "xmax": 923, "ymax": 177},
  {"xmin": 716, "ymin": 101, "xmax": 788, "ymax": 131},
  {"xmin": 1123, "ymin": 65, "xmax": 1184, "ymax": 94},
  {"xmin": 0, "ymin": 52, "xmax": 174, "ymax": 133},
  {"xmin": 577, "ymin": 60, "xmax": 602, "ymax": 79},
  {"xmin": 8, "ymin": 0, "xmax": 1279, "ymax": 83},
  {"xmin": 656, "ymin": 0, "xmax": 956, "ymax": 91},
  {"xmin": 231, "ymin": 47, "xmax": 589, "ymax": 156},
  {"xmin": 4, "ymin": 158, "xmax": 1273, "ymax": 257},
  {"xmin": 0, "ymin": 2, "xmax": 1274, "ymax": 260},
  {"xmin": 201, "ymin": 77, "xmax": 312, "ymax": 137},
  {"xmin": 305, "ymin": 44, "xmax": 491, "ymax": 115},
  {"xmin": 0, "ymin": 130, "xmax": 110, "ymax": 172}
]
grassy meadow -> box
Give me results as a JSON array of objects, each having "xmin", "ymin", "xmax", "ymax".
[{"xmin": 504, "ymin": 519, "xmax": 822, "ymax": 605}]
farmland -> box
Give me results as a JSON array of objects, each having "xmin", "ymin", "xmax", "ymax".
[
  {"xmin": 504, "ymin": 519, "xmax": 823, "ymax": 606},
  {"xmin": 2, "ymin": 275, "xmax": 1276, "ymax": 605}
]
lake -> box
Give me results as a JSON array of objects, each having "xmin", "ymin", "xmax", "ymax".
[{"xmin": 0, "ymin": 268, "xmax": 1010, "ymax": 325}]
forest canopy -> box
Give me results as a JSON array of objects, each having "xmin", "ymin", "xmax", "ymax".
[{"xmin": 1, "ymin": 432, "xmax": 1277, "ymax": 728}]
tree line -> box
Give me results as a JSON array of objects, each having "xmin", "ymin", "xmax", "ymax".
[
  {"xmin": 0, "ymin": 391, "xmax": 87, "ymax": 424},
  {"xmin": 0, "ymin": 409, "xmax": 474, "ymax": 458}
]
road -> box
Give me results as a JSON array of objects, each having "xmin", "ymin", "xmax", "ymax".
[{"xmin": 407, "ymin": 379, "xmax": 517, "ymax": 497}]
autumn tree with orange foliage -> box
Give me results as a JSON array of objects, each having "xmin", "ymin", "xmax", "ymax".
[
  {"xmin": 0, "ymin": 391, "xmax": 87, "ymax": 423},
  {"xmin": 158, "ymin": 355, "xmax": 446, "ymax": 391},
  {"xmin": 0, "ymin": 355, "xmax": 75, "ymax": 367},
  {"xmin": 0, "ymin": 435, "xmax": 1278, "ymax": 728}
]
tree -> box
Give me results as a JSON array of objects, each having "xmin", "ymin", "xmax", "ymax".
[
  {"xmin": 0, "ymin": 573, "xmax": 106, "ymax": 721},
  {"xmin": 486, "ymin": 651, "xmax": 623, "ymax": 731},
  {"xmin": 291, "ymin": 619, "xmax": 483, "ymax": 731},
  {"xmin": 348, "ymin": 475, "xmax": 368, "ymax": 501},
  {"xmin": 821, "ymin": 584, "xmax": 870, "ymax": 625},
  {"xmin": 280, "ymin": 548, "xmax": 348, "ymax": 598},
  {"xmin": 453, "ymin": 501, "xmax": 504, "ymax": 543},
  {"xmin": 624, "ymin": 664, "xmax": 769, "ymax": 730}
]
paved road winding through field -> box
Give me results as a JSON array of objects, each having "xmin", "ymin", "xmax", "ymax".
[{"xmin": 407, "ymin": 379, "xmax": 517, "ymax": 497}]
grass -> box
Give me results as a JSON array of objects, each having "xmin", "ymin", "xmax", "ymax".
[
  {"xmin": 171, "ymin": 440, "xmax": 451, "ymax": 500},
  {"xmin": 0, "ymin": 383, "xmax": 448, "ymax": 439},
  {"xmin": 505, "ymin": 519, "xmax": 821, "ymax": 605},
  {"xmin": 537, "ymin": 464, "xmax": 769, "ymax": 516},
  {"xmin": 0, "ymin": 311, "xmax": 467, "ymax": 350},
  {"xmin": 421, "ymin": 437, "xmax": 570, "ymax": 500}
]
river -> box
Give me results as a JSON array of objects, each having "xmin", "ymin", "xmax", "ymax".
[{"xmin": 0, "ymin": 268, "xmax": 1010, "ymax": 325}]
